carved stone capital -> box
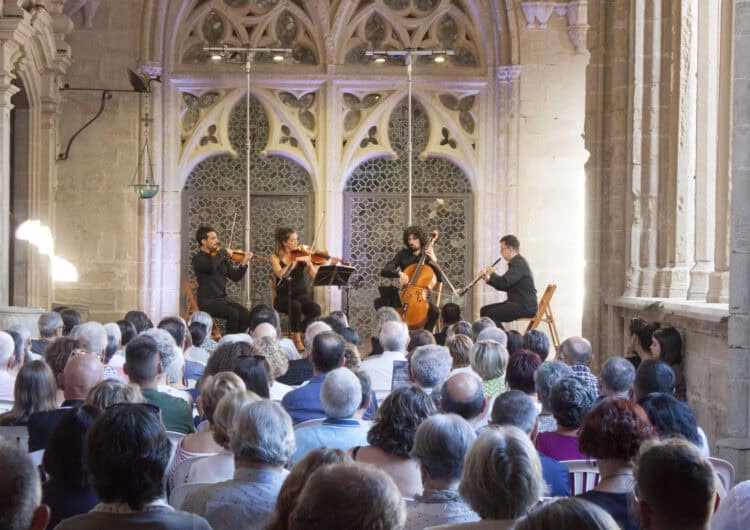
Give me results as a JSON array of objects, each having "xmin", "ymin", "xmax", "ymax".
[
  {"xmin": 520, "ymin": 1, "xmax": 589, "ymax": 55},
  {"xmin": 62, "ymin": 0, "xmax": 102, "ymax": 29}
]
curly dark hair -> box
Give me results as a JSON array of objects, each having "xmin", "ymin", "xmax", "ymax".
[
  {"xmin": 578, "ymin": 397, "xmax": 656, "ymax": 460},
  {"xmin": 506, "ymin": 350, "xmax": 542, "ymax": 394},
  {"xmin": 630, "ymin": 318, "xmax": 660, "ymax": 351},
  {"xmin": 550, "ymin": 376, "xmax": 595, "ymax": 429},
  {"xmin": 367, "ymin": 386, "xmax": 437, "ymax": 458},
  {"xmin": 402, "ymin": 225, "xmax": 427, "ymax": 249},
  {"xmin": 204, "ymin": 341, "xmax": 253, "ymax": 377}
]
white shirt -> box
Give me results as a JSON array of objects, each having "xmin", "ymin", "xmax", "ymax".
[
  {"xmin": 169, "ymin": 452, "xmax": 235, "ymax": 509},
  {"xmin": 361, "ymin": 350, "xmax": 408, "ymax": 401},
  {"xmin": 269, "ymin": 380, "xmax": 294, "ymax": 401}
]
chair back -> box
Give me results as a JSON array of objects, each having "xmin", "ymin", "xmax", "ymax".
[
  {"xmin": 708, "ymin": 456, "xmax": 735, "ymax": 492},
  {"xmin": 561, "ymin": 459, "xmax": 600, "ymax": 495},
  {"xmin": 181, "ymin": 280, "xmax": 200, "ymax": 322},
  {"xmin": 516, "ymin": 284, "xmax": 559, "ymax": 349},
  {"xmin": 0, "ymin": 425, "xmax": 30, "ymax": 452}
]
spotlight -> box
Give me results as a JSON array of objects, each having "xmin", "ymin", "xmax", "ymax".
[
  {"xmin": 210, "ymin": 51, "xmax": 223, "ymax": 62},
  {"xmin": 374, "ymin": 56, "xmax": 386, "ymax": 63},
  {"xmin": 273, "ymin": 53, "xmax": 285, "ymax": 62},
  {"xmin": 433, "ymin": 54, "xmax": 446, "ymax": 63}
]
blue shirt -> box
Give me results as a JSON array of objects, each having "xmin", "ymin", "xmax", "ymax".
[
  {"xmin": 540, "ymin": 452, "xmax": 571, "ymax": 497},
  {"xmin": 281, "ymin": 374, "xmax": 326, "ymax": 424},
  {"xmin": 291, "ymin": 418, "xmax": 371, "ymax": 464}
]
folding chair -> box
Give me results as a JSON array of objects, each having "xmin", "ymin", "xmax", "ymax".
[
  {"xmin": 515, "ymin": 284, "xmax": 560, "ymax": 349},
  {"xmin": 561, "ymin": 459, "xmax": 600, "ymax": 495}
]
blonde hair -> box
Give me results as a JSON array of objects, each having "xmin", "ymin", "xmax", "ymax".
[
  {"xmin": 212, "ymin": 390, "xmax": 259, "ymax": 448},
  {"xmin": 200, "ymin": 372, "xmax": 246, "ymax": 424},
  {"xmin": 446, "ymin": 334, "xmax": 473, "ymax": 368},
  {"xmin": 469, "ymin": 340, "xmax": 509, "ymax": 380},
  {"xmin": 84, "ymin": 380, "xmax": 144, "ymax": 409},
  {"xmin": 250, "ymin": 337, "xmax": 289, "ymax": 380}
]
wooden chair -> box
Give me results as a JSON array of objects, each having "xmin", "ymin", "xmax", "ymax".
[
  {"xmin": 561, "ymin": 459, "xmax": 600, "ymax": 495},
  {"xmin": 515, "ymin": 284, "xmax": 560, "ymax": 349},
  {"xmin": 709, "ymin": 456, "xmax": 735, "ymax": 493},
  {"xmin": 181, "ymin": 280, "xmax": 223, "ymax": 340}
]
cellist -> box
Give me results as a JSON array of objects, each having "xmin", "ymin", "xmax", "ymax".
[{"xmin": 380, "ymin": 225, "xmax": 441, "ymax": 331}]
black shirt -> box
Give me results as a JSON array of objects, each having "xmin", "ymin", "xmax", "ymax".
[
  {"xmin": 192, "ymin": 249, "xmax": 248, "ymax": 306},
  {"xmin": 380, "ymin": 248, "xmax": 443, "ymax": 283},
  {"xmin": 487, "ymin": 254, "xmax": 537, "ymax": 313}
]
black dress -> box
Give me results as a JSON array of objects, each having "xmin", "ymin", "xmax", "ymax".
[{"xmin": 273, "ymin": 259, "xmax": 321, "ymax": 332}]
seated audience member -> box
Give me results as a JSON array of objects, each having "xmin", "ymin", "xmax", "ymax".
[
  {"xmin": 56, "ymin": 404, "xmax": 211, "ymax": 530},
  {"xmin": 247, "ymin": 304, "xmax": 299, "ymax": 360},
  {"xmin": 634, "ymin": 438, "xmax": 717, "ymax": 530},
  {"xmin": 354, "ymin": 369, "xmax": 374, "ymax": 417},
  {"xmin": 351, "ymin": 385, "xmax": 437, "ymax": 498},
  {"xmin": 28, "ymin": 353, "xmax": 104, "ymax": 451},
  {"xmin": 626, "ymin": 317, "xmax": 659, "ymax": 369},
  {"xmin": 599, "ymin": 356, "xmax": 636, "ymax": 399},
  {"xmin": 170, "ymin": 390, "xmax": 259, "ymax": 506},
  {"xmin": 277, "ymin": 321, "xmax": 331, "ymax": 386},
  {"xmin": 170, "ymin": 372, "xmax": 246, "ymax": 483},
  {"xmin": 57, "ymin": 307, "xmax": 81, "ymax": 336},
  {"xmin": 633, "ymin": 359, "xmax": 676, "ymax": 401},
  {"xmin": 369, "ymin": 306, "xmax": 402, "ymax": 357},
  {"xmin": 112, "ymin": 319, "xmax": 137, "ymax": 369},
  {"xmin": 436, "ymin": 303, "xmax": 462, "ymax": 345},
  {"xmin": 535, "ymin": 376, "xmax": 595, "ymax": 461},
  {"xmin": 471, "ymin": 316, "xmax": 496, "ymax": 342},
  {"xmin": 406, "ymin": 414, "xmax": 480, "ymax": 529},
  {"xmin": 476, "ymin": 325, "xmax": 508, "ymax": 347},
  {"xmin": 712, "ymin": 480, "xmax": 750, "ymax": 530},
  {"xmin": 292, "ymin": 367, "xmax": 370, "ymax": 464},
  {"xmin": 32, "ymin": 311, "xmax": 63, "ymax": 355},
  {"xmin": 506, "ymin": 329, "xmax": 524, "ymax": 355},
  {"xmin": 252, "ymin": 321, "xmax": 278, "ymax": 340},
  {"xmin": 447, "ymin": 320, "xmax": 473, "ymax": 340},
  {"xmin": 187, "ymin": 321, "xmax": 210, "ymax": 365},
  {"xmin": 513, "ymin": 497, "xmax": 621, "ymax": 530},
  {"xmin": 142, "ymin": 328, "xmax": 192, "ymax": 404},
  {"xmin": 282, "ymin": 331, "xmax": 346, "ymax": 424},
  {"xmin": 124, "ymin": 334, "xmax": 195, "ymax": 434},
  {"xmin": 42, "ymin": 405, "xmax": 102, "ymax": 528},
  {"xmin": 182, "ymin": 401, "xmax": 294, "ymax": 530},
  {"xmin": 533, "ymin": 360, "xmax": 574, "ymax": 433},
  {"xmin": 651, "ymin": 326, "xmax": 686, "ymax": 400},
  {"xmin": 203, "ymin": 340, "xmax": 252, "ymax": 377},
  {"xmin": 189, "ymin": 310, "xmax": 219, "ymax": 353},
  {"xmin": 446, "ymin": 334, "xmax": 476, "ymax": 376},
  {"xmin": 0, "ymin": 330, "xmax": 18, "ymax": 400},
  {"xmin": 439, "ymin": 372, "xmax": 489, "ymax": 429},
  {"xmin": 506, "ymin": 349, "xmax": 543, "ymax": 400},
  {"xmin": 0, "ymin": 360, "xmax": 57, "ymax": 426},
  {"xmin": 577, "ymin": 398, "xmax": 657, "ymax": 530},
  {"xmin": 123, "ymin": 309, "xmax": 153, "ymax": 333},
  {"xmin": 491, "ymin": 390, "xmax": 570, "ymax": 497},
  {"xmin": 288, "ymin": 462, "xmax": 406, "ymax": 530},
  {"xmin": 524, "ymin": 329, "xmax": 551, "ymax": 361},
  {"xmin": 70, "ymin": 321, "xmax": 108, "ymax": 359},
  {"xmin": 0, "ymin": 440, "xmax": 50, "ymax": 530},
  {"xmin": 442, "ymin": 426, "xmax": 545, "ymax": 529},
  {"xmin": 250, "ymin": 336, "xmax": 293, "ymax": 400},
  {"xmin": 102, "ymin": 323, "xmax": 124, "ymax": 380},
  {"xmin": 43, "ymin": 336, "xmax": 88, "ymax": 401},
  {"xmin": 84, "ymin": 379, "xmax": 144, "ymax": 409},
  {"xmin": 559, "ymin": 336, "xmax": 599, "ymax": 398},
  {"xmin": 408, "ymin": 329, "xmax": 437, "ymax": 358},
  {"xmin": 469, "ymin": 340, "xmax": 509, "ymax": 398},
  {"xmin": 267, "ymin": 448, "xmax": 351, "ymax": 530},
  {"xmin": 361, "ymin": 320, "xmax": 409, "ymax": 400},
  {"xmin": 232, "ymin": 354, "xmax": 271, "ymax": 398},
  {"xmin": 158, "ymin": 316, "xmax": 205, "ymax": 387},
  {"xmin": 638, "ymin": 392, "xmax": 708, "ymax": 456},
  {"xmin": 410, "ymin": 344, "xmax": 452, "ymax": 395},
  {"xmin": 343, "ymin": 341, "xmax": 362, "ymax": 369}
]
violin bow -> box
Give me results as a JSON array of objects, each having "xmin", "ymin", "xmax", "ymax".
[
  {"xmin": 310, "ymin": 211, "xmax": 326, "ymax": 253},
  {"xmin": 227, "ymin": 210, "xmax": 238, "ymax": 250}
]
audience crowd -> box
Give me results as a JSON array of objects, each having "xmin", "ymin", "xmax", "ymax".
[{"xmin": 0, "ymin": 305, "xmax": 740, "ymax": 530}]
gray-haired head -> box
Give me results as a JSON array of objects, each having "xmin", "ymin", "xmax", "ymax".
[
  {"xmin": 376, "ymin": 306, "xmax": 402, "ymax": 335},
  {"xmin": 0, "ymin": 440, "xmax": 46, "ymax": 530},
  {"xmin": 253, "ymin": 322, "xmax": 277, "ymax": 340},
  {"xmin": 0, "ymin": 332, "xmax": 15, "ymax": 370},
  {"xmin": 231, "ymin": 400, "xmax": 295, "ymax": 466},
  {"xmin": 533, "ymin": 361, "xmax": 574, "ymax": 412},
  {"xmin": 600, "ymin": 356, "xmax": 636, "ymax": 397},
  {"xmin": 142, "ymin": 328, "xmax": 182, "ymax": 384},
  {"xmin": 411, "ymin": 345, "xmax": 452, "ymax": 389},
  {"xmin": 559, "ymin": 336, "xmax": 593, "ymax": 366},
  {"xmin": 304, "ymin": 321, "xmax": 332, "ymax": 354},
  {"xmin": 491, "ymin": 390, "xmax": 539, "ymax": 435},
  {"xmin": 38, "ymin": 311, "xmax": 63, "ymax": 339},
  {"xmin": 550, "ymin": 376, "xmax": 595, "ymax": 429},
  {"xmin": 469, "ymin": 340, "xmax": 509, "ymax": 381},
  {"xmin": 219, "ymin": 333, "xmax": 253, "ymax": 346},
  {"xmin": 476, "ymin": 326, "xmax": 508, "ymax": 348},
  {"xmin": 189, "ymin": 311, "xmax": 214, "ymax": 336},
  {"xmin": 71, "ymin": 321, "xmax": 108, "ymax": 355},
  {"xmin": 411, "ymin": 413, "xmax": 477, "ymax": 483},
  {"xmin": 379, "ymin": 320, "xmax": 409, "ymax": 353},
  {"xmin": 321, "ymin": 367, "xmax": 362, "ymax": 419},
  {"xmin": 472, "ymin": 317, "xmax": 496, "ymax": 342}
]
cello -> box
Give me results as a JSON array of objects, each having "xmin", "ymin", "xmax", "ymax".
[{"xmin": 398, "ymin": 230, "xmax": 439, "ymax": 330}]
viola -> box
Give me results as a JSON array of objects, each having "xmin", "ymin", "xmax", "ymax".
[{"xmin": 290, "ymin": 244, "xmax": 351, "ymax": 266}]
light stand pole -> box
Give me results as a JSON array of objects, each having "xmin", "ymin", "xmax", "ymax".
[
  {"xmin": 204, "ymin": 45, "xmax": 292, "ymax": 306},
  {"xmin": 365, "ymin": 48, "xmax": 454, "ymax": 225}
]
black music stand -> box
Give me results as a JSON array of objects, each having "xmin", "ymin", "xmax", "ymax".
[{"xmin": 314, "ymin": 264, "xmax": 356, "ymax": 319}]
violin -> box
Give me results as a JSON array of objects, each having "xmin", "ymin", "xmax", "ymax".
[
  {"xmin": 211, "ymin": 246, "xmax": 267, "ymax": 264},
  {"xmin": 290, "ymin": 244, "xmax": 351, "ymax": 266}
]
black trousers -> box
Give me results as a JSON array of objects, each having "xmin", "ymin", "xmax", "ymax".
[
  {"xmin": 200, "ymin": 300, "xmax": 252, "ymax": 334},
  {"xmin": 274, "ymin": 294, "xmax": 321, "ymax": 332},
  {"xmin": 480, "ymin": 301, "xmax": 536, "ymax": 328}
]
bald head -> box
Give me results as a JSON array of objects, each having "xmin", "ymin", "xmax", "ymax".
[
  {"xmin": 62, "ymin": 354, "xmax": 104, "ymax": 401},
  {"xmin": 441, "ymin": 372, "xmax": 486, "ymax": 421},
  {"xmin": 253, "ymin": 322, "xmax": 277, "ymax": 340},
  {"xmin": 560, "ymin": 336, "xmax": 593, "ymax": 366},
  {"xmin": 0, "ymin": 331, "xmax": 14, "ymax": 370}
]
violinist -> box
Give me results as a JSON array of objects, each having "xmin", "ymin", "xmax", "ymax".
[
  {"xmin": 270, "ymin": 227, "xmax": 322, "ymax": 349},
  {"xmin": 380, "ymin": 225, "xmax": 441, "ymax": 331},
  {"xmin": 192, "ymin": 225, "xmax": 253, "ymax": 334}
]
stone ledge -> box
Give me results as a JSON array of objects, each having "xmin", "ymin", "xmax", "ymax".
[{"xmin": 608, "ymin": 296, "xmax": 729, "ymax": 323}]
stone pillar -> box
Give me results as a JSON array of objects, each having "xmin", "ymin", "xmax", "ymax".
[
  {"xmin": 717, "ymin": 0, "xmax": 750, "ymax": 482},
  {"xmin": 0, "ymin": 34, "xmax": 19, "ymax": 305}
]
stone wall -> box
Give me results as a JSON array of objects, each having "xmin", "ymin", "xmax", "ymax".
[{"xmin": 53, "ymin": 0, "xmax": 144, "ymax": 322}]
